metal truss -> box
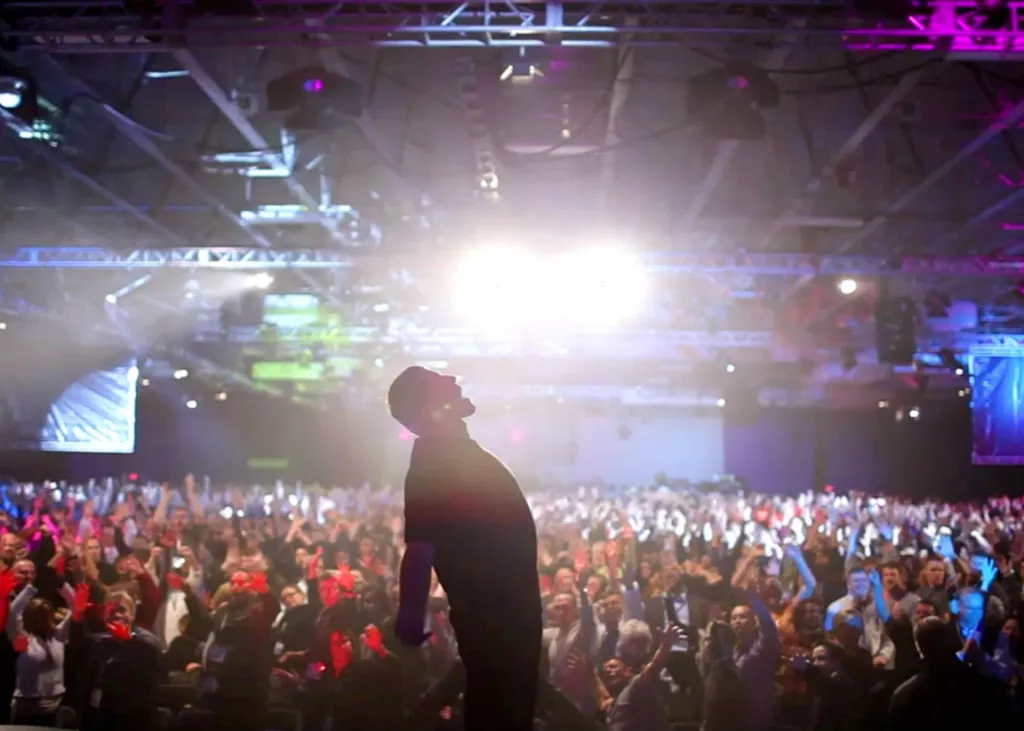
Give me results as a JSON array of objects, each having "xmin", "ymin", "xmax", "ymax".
[
  {"xmin": 838, "ymin": 96, "xmax": 1024, "ymax": 253},
  {"xmin": 7, "ymin": 0, "xmax": 1022, "ymax": 51},
  {"xmin": 1, "ymin": 0, "xmax": 862, "ymax": 51},
  {"xmin": 846, "ymin": 1, "xmax": 1024, "ymax": 58},
  {"xmin": 0, "ymin": 247, "xmax": 356, "ymax": 270},
  {"xmin": 12, "ymin": 247, "xmax": 1024, "ymax": 277},
  {"xmin": 200, "ymin": 323, "xmax": 1024, "ymax": 358}
]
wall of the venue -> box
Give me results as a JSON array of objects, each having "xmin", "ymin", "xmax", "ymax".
[
  {"xmin": 0, "ymin": 391, "xmax": 1018, "ymax": 500},
  {"xmin": 382, "ymin": 412, "xmax": 726, "ymax": 486}
]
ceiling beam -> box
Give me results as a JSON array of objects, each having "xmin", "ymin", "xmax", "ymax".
[
  {"xmin": 0, "ymin": 110, "xmax": 194, "ymax": 248},
  {"xmin": 171, "ymin": 49, "xmax": 350, "ymax": 245},
  {"xmin": 757, "ymin": 63, "xmax": 933, "ymax": 249},
  {"xmin": 307, "ymin": 23, "xmax": 427, "ymax": 210},
  {"xmin": 597, "ymin": 20, "xmax": 636, "ymax": 210},
  {"xmin": 682, "ymin": 22, "xmax": 803, "ymax": 232},
  {"xmin": 836, "ymin": 97, "xmax": 1024, "ymax": 253},
  {"xmin": 24, "ymin": 53, "xmax": 278, "ymax": 250}
]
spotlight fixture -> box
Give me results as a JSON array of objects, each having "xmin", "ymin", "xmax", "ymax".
[
  {"xmin": 0, "ymin": 67, "xmax": 38, "ymax": 124},
  {"xmin": 266, "ymin": 66, "xmax": 364, "ymax": 131}
]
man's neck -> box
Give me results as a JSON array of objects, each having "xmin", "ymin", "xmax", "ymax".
[{"xmin": 420, "ymin": 421, "xmax": 470, "ymax": 440}]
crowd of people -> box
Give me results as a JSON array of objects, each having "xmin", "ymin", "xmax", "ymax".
[{"xmin": 0, "ymin": 475, "xmax": 1020, "ymax": 731}]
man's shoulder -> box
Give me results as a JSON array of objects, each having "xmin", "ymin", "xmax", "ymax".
[
  {"xmin": 132, "ymin": 627, "xmax": 165, "ymax": 652},
  {"xmin": 826, "ymin": 596, "xmax": 851, "ymax": 614},
  {"xmin": 890, "ymin": 671, "xmax": 925, "ymax": 709}
]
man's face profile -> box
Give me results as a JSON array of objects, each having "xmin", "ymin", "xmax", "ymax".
[{"xmin": 388, "ymin": 366, "xmax": 475, "ymax": 433}]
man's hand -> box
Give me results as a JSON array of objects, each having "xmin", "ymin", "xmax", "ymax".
[
  {"xmin": 978, "ymin": 556, "xmax": 999, "ymax": 592},
  {"xmin": 872, "ymin": 655, "xmax": 888, "ymax": 669},
  {"xmin": 661, "ymin": 622, "xmax": 688, "ymax": 650},
  {"xmin": 394, "ymin": 609, "xmax": 431, "ymax": 647}
]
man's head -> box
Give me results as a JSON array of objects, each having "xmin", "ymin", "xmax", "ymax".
[
  {"xmin": 0, "ymin": 533, "xmax": 19, "ymax": 565},
  {"xmin": 811, "ymin": 641, "xmax": 844, "ymax": 674},
  {"xmin": 922, "ymin": 558, "xmax": 946, "ymax": 588},
  {"xmin": 170, "ymin": 507, "xmax": 189, "ymax": 533},
  {"xmin": 105, "ymin": 591, "xmax": 136, "ymax": 626},
  {"xmin": 955, "ymin": 587, "xmax": 985, "ymax": 629},
  {"xmin": 548, "ymin": 593, "xmax": 578, "ymax": 628},
  {"xmin": 914, "ymin": 599, "xmax": 938, "ymax": 624},
  {"xmin": 832, "ymin": 610, "xmax": 863, "ymax": 649},
  {"xmin": 846, "ymin": 568, "xmax": 870, "ymax": 600},
  {"xmin": 387, "ymin": 366, "xmax": 475, "ymax": 435},
  {"xmin": 881, "ymin": 564, "xmax": 904, "ymax": 592},
  {"xmin": 602, "ymin": 657, "xmax": 634, "ymax": 692},
  {"xmin": 85, "ymin": 537, "xmax": 102, "ymax": 563},
  {"xmin": 280, "ymin": 584, "xmax": 305, "ymax": 609},
  {"xmin": 12, "ymin": 559, "xmax": 35, "ymax": 588},
  {"xmin": 729, "ymin": 604, "xmax": 758, "ymax": 644},
  {"xmin": 915, "ymin": 615, "xmax": 958, "ymax": 664},
  {"xmin": 616, "ymin": 619, "xmax": 653, "ymax": 666},
  {"xmin": 601, "ymin": 592, "xmax": 624, "ymax": 626}
]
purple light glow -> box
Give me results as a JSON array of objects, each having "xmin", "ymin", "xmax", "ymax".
[{"xmin": 303, "ymin": 78, "xmax": 325, "ymax": 94}]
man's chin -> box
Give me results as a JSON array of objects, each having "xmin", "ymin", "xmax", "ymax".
[{"xmin": 457, "ymin": 398, "xmax": 476, "ymax": 418}]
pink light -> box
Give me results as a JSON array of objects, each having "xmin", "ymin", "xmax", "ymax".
[
  {"xmin": 509, "ymin": 428, "xmax": 524, "ymax": 444},
  {"xmin": 399, "ymin": 429, "xmax": 413, "ymax": 442}
]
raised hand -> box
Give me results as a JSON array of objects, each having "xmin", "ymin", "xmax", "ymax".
[
  {"xmin": 868, "ymin": 569, "xmax": 884, "ymax": 593},
  {"xmin": 978, "ymin": 556, "xmax": 999, "ymax": 592},
  {"xmin": 361, "ymin": 624, "xmax": 387, "ymax": 657}
]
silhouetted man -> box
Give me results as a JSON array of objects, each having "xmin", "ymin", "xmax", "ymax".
[
  {"xmin": 389, "ymin": 366, "xmax": 542, "ymax": 731},
  {"xmin": 888, "ymin": 616, "xmax": 1008, "ymax": 731}
]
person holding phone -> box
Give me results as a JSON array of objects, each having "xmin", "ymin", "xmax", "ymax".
[{"xmin": 389, "ymin": 366, "xmax": 542, "ymax": 731}]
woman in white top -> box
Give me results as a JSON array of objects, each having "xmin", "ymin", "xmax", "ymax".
[{"xmin": 6, "ymin": 582, "xmax": 75, "ymax": 726}]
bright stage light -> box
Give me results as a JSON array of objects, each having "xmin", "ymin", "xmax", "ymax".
[
  {"xmin": 249, "ymin": 272, "xmax": 274, "ymax": 290},
  {"xmin": 451, "ymin": 246, "xmax": 648, "ymax": 326},
  {"xmin": 173, "ymin": 369, "xmax": 189, "ymax": 380},
  {"xmin": 451, "ymin": 247, "xmax": 535, "ymax": 322},
  {"xmin": 838, "ymin": 278, "xmax": 858, "ymax": 295},
  {"xmin": 558, "ymin": 247, "xmax": 648, "ymax": 325},
  {"xmin": 185, "ymin": 399, "xmax": 198, "ymax": 410}
]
